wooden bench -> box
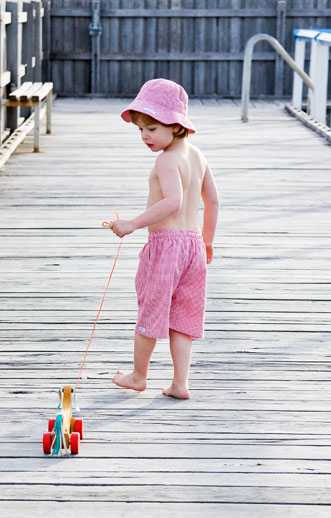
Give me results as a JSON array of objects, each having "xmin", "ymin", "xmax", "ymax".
[{"xmin": 6, "ymin": 82, "xmax": 53, "ymax": 152}]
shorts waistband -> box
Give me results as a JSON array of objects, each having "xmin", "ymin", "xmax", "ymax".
[{"xmin": 148, "ymin": 230, "xmax": 202, "ymax": 241}]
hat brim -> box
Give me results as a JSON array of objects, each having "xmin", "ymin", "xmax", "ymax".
[{"xmin": 121, "ymin": 99, "xmax": 196, "ymax": 134}]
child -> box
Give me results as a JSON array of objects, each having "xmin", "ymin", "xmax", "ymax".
[{"xmin": 109, "ymin": 78, "xmax": 219, "ymax": 399}]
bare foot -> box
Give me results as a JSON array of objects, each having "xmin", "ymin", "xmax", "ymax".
[
  {"xmin": 162, "ymin": 383, "xmax": 190, "ymax": 400},
  {"xmin": 112, "ymin": 370, "xmax": 147, "ymax": 392}
]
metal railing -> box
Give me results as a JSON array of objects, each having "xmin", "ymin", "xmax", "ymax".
[{"xmin": 241, "ymin": 33, "xmax": 314, "ymax": 122}]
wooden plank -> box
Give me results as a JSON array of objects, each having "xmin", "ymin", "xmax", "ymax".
[
  {"xmin": 229, "ymin": 0, "xmax": 241, "ymax": 98},
  {"xmin": 1, "ymin": 502, "xmax": 330, "ymax": 518},
  {"xmin": 169, "ymin": 0, "xmax": 181, "ymax": 84},
  {"xmin": 107, "ymin": 0, "xmax": 120, "ymax": 95},
  {"xmin": 42, "ymin": 0, "xmax": 51, "ymax": 82},
  {"xmin": 194, "ymin": 0, "xmax": 205, "ymax": 96},
  {"xmin": 0, "ymin": 70, "xmax": 11, "ymax": 87},
  {"xmin": 2, "ymin": 483, "xmax": 331, "ymax": 504},
  {"xmin": 119, "ymin": 0, "xmax": 133, "ymax": 94},
  {"xmin": 181, "ymin": 0, "xmax": 194, "ymax": 93},
  {"xmin": 2, "ymin": 454, "xmax": 330, "ymax": 471},
  {"xmin": 31, "ymin": 81, "xmax": 53, "ymax": 101},
  {"xmin": 4, "ymin": 439, "xmax": 331, "ymax": 457},
  {"xmin": 19, "ymin": 81, "xmax": 43, "ymax": 100},
  {"xmin": 8, "ymin": 81, "xmax": 33, "ymax": 100},
  {"xmin": 22, "ymin": 0, "xmax": 35, "ymax": 82},
  {"xmin": 1, "ymin": 390, "xmax": 331, "ymax": 411},
  {"xmin": 3, "ymin": 470, "xmax": 331, "ymax": 488},
  {"xmin": 3, "ymin": 10, "xmax": 12, "ymax": 24},
  {"xmin": 50, "ymin": 51, "xmax": 293, "ymax": 61},
  {"xmin": 49, "ymin": 7, "xmax": 331, "ymax": 18}
]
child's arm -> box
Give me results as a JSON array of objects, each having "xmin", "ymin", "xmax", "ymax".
[
  {"xmin": 201, "ymin": 163, "xmax": 219, "ymax": 264},
  {"xmin": 110, "ymin": 155, "xmax": 182, "ymax": 237}
]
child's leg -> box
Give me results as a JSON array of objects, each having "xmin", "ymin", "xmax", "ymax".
[
  {"xmin": 112, "ymin": 332, "xmax": 156, "ymax": 391},
  {"xmin": 162, "ymin": 329, "xmax": 192, "ymax": 399}
]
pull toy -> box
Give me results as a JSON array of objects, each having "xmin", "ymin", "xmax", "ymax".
[
  {"xmin": 43, "ymin": 385, "xmax": 83, "ymax": 455},
  {"xmin": 43, "ymin": 214, "xmax": 122, "ymax": 455}
]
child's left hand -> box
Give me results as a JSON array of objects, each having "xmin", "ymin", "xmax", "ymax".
[
  {"xmin": 109, "ymin": 219, "xmax": 135, "ymax": 238},
  {"xmin": 205, "ymin": 243, "xmax": 213, "ymax": 264}
]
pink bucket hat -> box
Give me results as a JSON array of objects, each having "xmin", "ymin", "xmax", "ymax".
[{"xmin": 121, "ymin": 78, "xmax": 196, "ymax": 134}]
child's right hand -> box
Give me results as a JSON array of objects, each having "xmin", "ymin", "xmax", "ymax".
[
  {"xmin": 205, "ymin": 243, "xmax": 213, "ymax": 264},
  {"xmin": 109, "ymin": 219, "xmax": 135, "ymax": 238}
]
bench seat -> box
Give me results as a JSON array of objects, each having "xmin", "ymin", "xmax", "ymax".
[{"xmin": 6, "ymin": 81, "xmax": 53, "ymax": 151}]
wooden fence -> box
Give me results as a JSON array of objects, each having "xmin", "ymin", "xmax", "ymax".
[
  {"xmin": 0, "ymin": 0, "xmax": 45, "ymax": 143},
  {"xmin": 49, "ymin": 0, "xmax": 331, "ymax": 98},
  {"xmin": 0, "ymin": 0, "xmax": 330, "ymax": 128}
]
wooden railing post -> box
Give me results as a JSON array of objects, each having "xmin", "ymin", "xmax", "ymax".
[
  {"xmin": 6, "ymin": 0, "xmax": 26, "ymax": 131},
  {"xmin": 308, "ymin": 37, "xmax": 329, "ymax": 125}
]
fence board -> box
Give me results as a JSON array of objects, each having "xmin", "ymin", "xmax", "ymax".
[{"xmin": 49, "ymin": 7, "xmax": 331, "ymax": 18}]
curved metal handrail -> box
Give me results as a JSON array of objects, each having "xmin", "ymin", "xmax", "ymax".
[{"xmin": 241, "ymin": 34, "xmax": 314, "ymax": 122}]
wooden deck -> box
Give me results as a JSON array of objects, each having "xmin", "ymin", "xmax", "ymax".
[{"xmin": 1, "ymin": 98, "xmax": 331, "ymax": 518}]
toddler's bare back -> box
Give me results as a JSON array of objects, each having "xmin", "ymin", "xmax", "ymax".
[{"xmin": 147, "ymin": 140, "xmax": 207, "ymax": 232}]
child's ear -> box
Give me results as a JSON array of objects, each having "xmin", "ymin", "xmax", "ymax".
[{"xmin": 173, "ymin": 124, "xmax": 180, "ymax": 134}]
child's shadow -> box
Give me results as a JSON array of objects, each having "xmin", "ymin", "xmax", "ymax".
[{"xmin": 89, "ymin": 388, "xmax": 186, "ymax": 431}]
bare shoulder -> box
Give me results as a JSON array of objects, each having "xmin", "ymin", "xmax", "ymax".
[
  {"xmin": 154, "ymin": 150, "xmax": 180, "ymax": 179},
  {"xmin": 187, "ymin": 140, "xmax": 204, "ymax": 156},
  {"xmin": 155, "ymin": 152, "xmax": 176, "ymax": 166},
  {"xmin": 187, "ymin": 141, "xmax": 208, "ymax": 174},
  {"xmin": 155, "ymin": 146, "xmax": 181, "ymax": 169}
]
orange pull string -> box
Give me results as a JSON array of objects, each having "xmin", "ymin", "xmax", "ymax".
[{"xmin": 75, "ymin": 214, "xmax": 122, "ymax": 392}]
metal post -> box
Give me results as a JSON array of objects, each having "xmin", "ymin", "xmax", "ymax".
[
  {"xmin": 89, "ymin": 0, "xmax": 102, "ymax": 94},
  {"xmin": 275, "ymin": 1, "xmax": 287, "ymax": 97}
]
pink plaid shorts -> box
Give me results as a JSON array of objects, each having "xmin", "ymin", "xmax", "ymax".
[{"xmin": 135, "ymin": 230, "xmax": 207, "ymax": 339}]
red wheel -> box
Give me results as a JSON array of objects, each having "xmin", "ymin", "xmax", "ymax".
[
  {"xmin": 70, "ymin": 432, "xmax": 80, "ymax": 454},
  {"xmin": 74, "ymin": 419, "xmax": 84, "ymax": 440},
  {"xmin": 43, "ymin": 432, "xmax": 52, "ymax": 454},
  {"xmin": 48, "ymin": 418, "xmax": 56, "ymax": 432}
]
